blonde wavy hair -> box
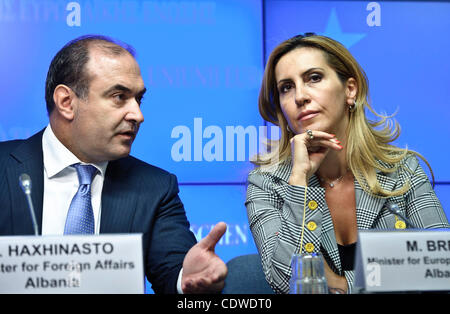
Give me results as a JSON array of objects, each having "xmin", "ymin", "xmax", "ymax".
[{"xmin": 255, "ymin": 34, "xmax": 433, "ymax": 197}]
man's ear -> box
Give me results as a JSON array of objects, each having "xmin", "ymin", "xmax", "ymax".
[
  {"xmin": 53, "ymin": 84, "xmax": 77, "ymax": 120},
  {"xmin": 345, "ymin": 77, "xmax": 358, "ymax": 104}
]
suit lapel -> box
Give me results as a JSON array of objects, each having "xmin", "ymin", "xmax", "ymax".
[
  {"xmin": 100, "ymin": 158, "xmax": 138, "ymax": 234},
  {"xmin": 7, "ymin": 131, "xmax": 45, "ymax": 235},
  {"xmin": 355, "ymin": 172, "xmax": 397, "ymax": 230},
  {"xmin": 320, "ymin": 171, "xmax": 398, "ymax": 274}
]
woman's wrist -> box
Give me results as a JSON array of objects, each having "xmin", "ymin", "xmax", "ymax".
[{"xmin": 288, "ymin": 172, "xmax": 307, "ymax": 186}]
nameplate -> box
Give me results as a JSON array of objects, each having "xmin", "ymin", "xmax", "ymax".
[
  {"xmin": 0, "ymin": 234, "xmax": 144, "ymax": 294},
  {"xmin": 354, "ymin": 229, "xmax": 450, "ymax": 293}
]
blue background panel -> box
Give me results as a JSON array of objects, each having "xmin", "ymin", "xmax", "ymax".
[
  {"xmin": 179, "ymin": 184, "xmax": 257, "ymax": 262},
  {"xmin": 0, "ymin": 0, "xmax": 264, "ymax": 183}
]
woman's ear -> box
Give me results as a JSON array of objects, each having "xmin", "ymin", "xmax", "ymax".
[
  {"xmin": 345, "ymin": 77, "xmax": 358, "ymax": 104},
  {"xmin": 53, "ymin": 84, "xmax": 76, "ymax": 120}
]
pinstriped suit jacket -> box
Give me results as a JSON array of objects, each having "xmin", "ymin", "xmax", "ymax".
[
  {"xmin": 0, "ymin": 130, "xmax": 197, "ymax": 294},
  {"xmin": 245, "ymin": 155, "xmax": 449, "ymax": 294}
]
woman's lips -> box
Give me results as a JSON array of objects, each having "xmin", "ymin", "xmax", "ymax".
[{"xmin": 298, "ymin": 111, "xmax": 319, "ymax": 121}]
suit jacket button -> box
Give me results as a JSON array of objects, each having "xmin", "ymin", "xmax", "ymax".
[
  {"xmin": 308, "ymin": 200, "xmax": 318, "ymax": 210},
  {"xmin": 304, "ymin": 243, "xmax": 315, "ymax": 253},
  {"xmin": 307, "ymin": 221, "xmax": 317, "ymax": 231},
  {"xmin": 395, "ymin": 220, "xmax": 406, "ymax": 229}
]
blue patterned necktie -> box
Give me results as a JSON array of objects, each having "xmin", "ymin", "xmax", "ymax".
[{"xmin": 64, "ymin": 164, "xmax": 98, "ymax": 234}]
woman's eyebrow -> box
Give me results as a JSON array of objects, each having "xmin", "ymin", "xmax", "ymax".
[{"xmin": 277, "ymin": 67, "xmax": 324, "ymax": 85}]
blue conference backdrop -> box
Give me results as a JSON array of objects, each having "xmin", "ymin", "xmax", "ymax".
[{"xmin": 0, "ymin": 0, "xmax": 448, "ymax": 294}]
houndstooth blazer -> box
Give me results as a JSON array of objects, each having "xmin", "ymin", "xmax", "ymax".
[{"xmin": 245, "ymin": 154, "xmax": 449, "ymax": 294}]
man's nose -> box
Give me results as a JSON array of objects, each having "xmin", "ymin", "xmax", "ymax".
[{"xmin": 127, "ymin": 99, "xmax": 144, "ymax": 125}]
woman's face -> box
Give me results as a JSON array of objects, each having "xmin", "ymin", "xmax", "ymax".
[{"xmin": 275, "ymin": 47, "xmax": 356, "ymax": 137}]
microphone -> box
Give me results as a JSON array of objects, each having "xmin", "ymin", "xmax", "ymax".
[
  {"xmin": 385, "ymin": 202, "xmax": 417, "ymax": 229},
  {"xmin": 19, "ymin": 174, "xmax": 39, "ymax": 236}
]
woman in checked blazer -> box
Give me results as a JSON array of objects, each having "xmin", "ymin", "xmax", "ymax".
[{"xmin": 245, "ymin": 34, "xmax": 449, "ymax": 294}]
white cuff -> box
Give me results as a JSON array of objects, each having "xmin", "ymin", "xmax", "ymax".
[{"xmin": 177, "ymin": 267, "xmax": 184, "ymax": 294}]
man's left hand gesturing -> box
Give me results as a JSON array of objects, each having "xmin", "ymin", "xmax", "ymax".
[{"xmin": 181, "ymin": 222, "xmax": 228, "ymax": 293}]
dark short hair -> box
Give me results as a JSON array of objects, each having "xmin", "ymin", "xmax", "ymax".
[{"xmin": 45, "ymin": 35, "xmax": 136, "ymax": 115}]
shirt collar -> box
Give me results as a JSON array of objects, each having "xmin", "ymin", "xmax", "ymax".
[{"xmin": 42, "ymin": 124, "xmax": 108, "ymax": 178}]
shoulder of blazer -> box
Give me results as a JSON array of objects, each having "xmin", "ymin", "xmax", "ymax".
[
  {"xmin": 0, "ymin": 139, "xmax": 26, "ymax": 163},
  {"xmin": 247, "ymin": 159, "xmax": 293, "ymax": 185},
  {"xmin": 0, "ymin": 130, "xmax": 45, "ymax": 166},
  {"xmin": 247, "ymin": 154, "xmax": 422, "ymax": 189},
  {"xmin": 375, "ymin": 153, "xmax": 423, "ymax": 184},
  {"xmin": 108, "ymin": 155, "xmax": 172, "ymax": 177},
  {"xmin": 106, "ymin": 155, "xmax": 178, "ymax": 190}
]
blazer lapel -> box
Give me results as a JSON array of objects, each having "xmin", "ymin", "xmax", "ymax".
[
  {"xmin": 100, "ymin": 158, "xmax": 138, "ymax": 234},
  {"xmin": 321, "ymin": 171, "xmax": 398, "ymax": 274},
  {"xmin": 355, "ymin": 172, "xmax": 398, "ymax": 230},
  {"xmin": 7, "ymin": 131, "xmax": 45, "ymax": 235}
]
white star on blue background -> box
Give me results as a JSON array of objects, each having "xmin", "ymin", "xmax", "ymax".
[{"xmin": 320, "ymin": 8, "xmax": 366, "ymax": 49}]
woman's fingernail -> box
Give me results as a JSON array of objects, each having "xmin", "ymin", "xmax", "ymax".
[{"xmin": 330, "ymin": 138, "xmax": 341, "ymax": 144}]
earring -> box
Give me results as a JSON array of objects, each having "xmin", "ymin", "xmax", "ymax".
[
  {"xmin": 349, "ymin": 100, "xmax": 357, "ymax": 113},
  {"xmin": 286, "ymin": 124, "xmax": 292, "ymax": 133}
]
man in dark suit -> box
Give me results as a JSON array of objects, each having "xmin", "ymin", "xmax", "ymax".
[{"xmin": 0, "ymin": 35, "xmax": 227, "ymax": 294}]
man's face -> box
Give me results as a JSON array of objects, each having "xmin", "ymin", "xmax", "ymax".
[{"xmin": 70, "ymin": 48, "xmax": 146, "ymax": 163}]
